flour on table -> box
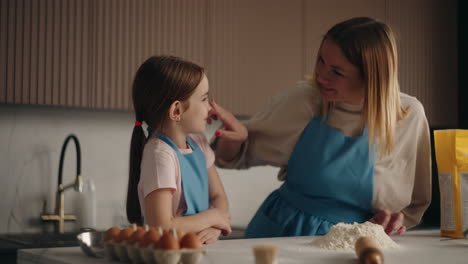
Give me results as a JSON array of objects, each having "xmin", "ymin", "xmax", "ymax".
[{"xmin": 311, "ymin": 221, "xmax": 400, "ymax": 251}]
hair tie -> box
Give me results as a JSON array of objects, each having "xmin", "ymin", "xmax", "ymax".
[{"xmin": 134, "ymin": 121, "xmax": 143, "ymax": 126}]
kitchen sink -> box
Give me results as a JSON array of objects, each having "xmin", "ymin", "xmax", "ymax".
[
  {"xmin": 0, "ymin": 226, "xmax": 244, "ymax": 247},
  {"xmin": 0, "ymin": 232, "xmax": 80, "ymax": 264},
  {"xmin": 0, "ymin": 228, "xmax": 244, "ymax": 264},
  {"xmin": 0, "ymin": 227, "xmax": 244, "ymax": 248},
  {"xmin": 0, "ymin": 232, "xmax": 80, "ymax": 248},
  {"xmin": 0, "ymin": 227, "xmax": 244, "ymax": 252}
]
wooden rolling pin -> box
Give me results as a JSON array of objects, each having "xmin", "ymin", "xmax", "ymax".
[{"xmin": 355, "ymin": 236, "xmax": 384, "ymax": 264}]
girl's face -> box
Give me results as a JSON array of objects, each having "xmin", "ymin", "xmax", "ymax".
[
  {"xmin": 315, "ymin": 39, "xmax": 365, "ymax": 105},
  {"xmin": 180, "ymin": 74, "xmax": 211, "ymax": 134}
]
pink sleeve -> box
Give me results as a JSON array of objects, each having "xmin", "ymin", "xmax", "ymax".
[
  {"xmin": 140, "ymin": 142, "xmax": 178, "ymax": 198},
  {"xmin": 190, "ymin": 134, "xmax": 215, "ymax": 168}
]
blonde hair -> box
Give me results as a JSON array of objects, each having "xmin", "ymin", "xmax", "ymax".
[{"xmin": 316, "ymin": 17, "xmax": 409, "ymax": 156}]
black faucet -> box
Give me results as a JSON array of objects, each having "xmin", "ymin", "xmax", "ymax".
[
  {"xmin": 58, "ymin": 135, "xmax": 82, "ymax": 190},
  {"xmin": 41, "ymin": 134, "xmax": 83, "ymax": 233}
]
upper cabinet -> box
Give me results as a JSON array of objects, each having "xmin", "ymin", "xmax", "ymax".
[{"xmin": 0, "ymin": 0, "xmax": 458, "ymax": 126}]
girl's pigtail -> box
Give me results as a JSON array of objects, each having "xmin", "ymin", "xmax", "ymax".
[{"xmin": 126, "ymin": 121, "xmax": 146, "ymax": 225}]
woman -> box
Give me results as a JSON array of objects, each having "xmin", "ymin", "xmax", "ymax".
[{"xmin": 208, "ymin": 17, "xmax": 431, "ymax": 238}]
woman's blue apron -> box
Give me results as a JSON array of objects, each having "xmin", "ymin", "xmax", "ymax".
[
  {"xmin": 157, "ymin": 134, "xmax": 209, "ymax": 216},
  {"xmin": 244, "ymin": 115, "xmax": 375, "ymax": 238}
]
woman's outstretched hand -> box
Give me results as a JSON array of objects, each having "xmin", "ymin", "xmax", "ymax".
[
  {"xmin": 208, "ymin": 99, "xmax": 248, "ymax": 161},
  {"xmin": 369, "ymin": 209, "xmax": 406, "ymax": 235},
  {"xmin": 208, "ymin": 98, "xmax": 248, "ymax": 142}
]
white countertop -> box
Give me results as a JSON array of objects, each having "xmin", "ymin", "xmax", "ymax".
[{"xmin": 17, "ymin": 230, "xmax": 468, "ymax": 264}]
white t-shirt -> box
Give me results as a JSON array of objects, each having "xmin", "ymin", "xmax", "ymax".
[{"xmin": 138, "ymin": 133, "xmax": 215, "ymax": 218}]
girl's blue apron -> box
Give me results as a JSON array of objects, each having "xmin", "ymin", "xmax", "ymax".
[
  {"xmin": 157, "ymin": 134, "xmax": 209, "ymax": 216},
  {"xmin": 244, "ymin": 115, "xmax": 375, "ymax": 238}
]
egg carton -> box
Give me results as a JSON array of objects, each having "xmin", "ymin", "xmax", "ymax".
[{"xmin": 104, "ymin": 240, "xmax": 205, "ymax": 264}]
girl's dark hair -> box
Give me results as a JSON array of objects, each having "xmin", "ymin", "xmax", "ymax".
[{"xmin": 127, "ymin": 55, "xmax": 204, "ymax": 224}]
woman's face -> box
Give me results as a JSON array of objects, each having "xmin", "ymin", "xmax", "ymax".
[{"xmin": 315, "ymin": 39, "xmax": 365, "ymax": 105}]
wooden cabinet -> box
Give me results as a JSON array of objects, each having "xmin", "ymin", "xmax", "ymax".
[
  {"xmin": 1, "ymin": 0, "xmax": 94, "ymax": 108},
  {"xmin": 0, "ymin": 0, "xmax": 458, "ymax": 126},
  {"xmin": 0, "ymin": 0, "xmax": 211, "ymax": 111},
  {"xmin": 0, "ymin": 0, "xmax": 302, "ymax": 115}
]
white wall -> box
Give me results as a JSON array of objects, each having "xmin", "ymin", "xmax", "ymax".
[{"xmin": 0, "ymin": 105, "xmax": 281, "ymax": 234}]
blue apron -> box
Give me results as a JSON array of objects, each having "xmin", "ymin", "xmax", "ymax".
[
  {"xmin": 245, "ymin": 115, "xmax": 375, "ymax": 238},
  {"xmin": 157, "ymin": 134, "xmax": 209, "ymax": 216}
]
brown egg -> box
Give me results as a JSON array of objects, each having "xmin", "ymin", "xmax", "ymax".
[
  {"xmin": 157, "ymin": 231, "xmax": 180, "ymax": 250},
  {"xmin": 116, "ymin": 227, "xmax": 135, "ymax": 243},
  {"xmin": 127, "ymin": 227, "xmax": 146, "ymax": 245},
  {"xmin": 104, "ymin": 227, "xmax": 121, "ymax": 242},
  {"xmin": 180, "ymin": 233, "xmax": 202, "ymax": 249},
  {"xmin": 176, "ymin": 230, "xmax": 186, "ymax": 241},
  {"xmin": 140, "ymin": 228, "xmax": 162, "ymax": 248}
]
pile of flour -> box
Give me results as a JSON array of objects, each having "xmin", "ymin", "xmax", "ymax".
[{"xmin": 311, "ymin": 222, "xmax": 400, "ymax": 251}]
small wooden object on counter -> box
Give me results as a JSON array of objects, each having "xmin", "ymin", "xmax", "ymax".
[
  {"xmin": 253, "ymin": 244, "xmax": 278, "ymax": 264},
  {"xmin": 355, "ymin": 236, "xmax": 384, "ymax": 264}
]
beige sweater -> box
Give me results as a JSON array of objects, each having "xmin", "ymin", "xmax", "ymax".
[{"xmin": 215, "ymin": 81, "xmax": 432, "ymax": 228}]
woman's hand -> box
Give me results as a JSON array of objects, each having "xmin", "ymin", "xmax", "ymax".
[
  {"xmin": 208, "ymin": 98, "xmax": 248, "ymax": 162},
  {"xmin": 197, "ymin": 227, "xmax": 222, "ymax": 244},
  {"xmin": 208, "ymin": 98, "xmax": 248, "ymax": 143},
  {"xmin": 369, "ymin": 209, "xmax": 406, "ymax": 235}
]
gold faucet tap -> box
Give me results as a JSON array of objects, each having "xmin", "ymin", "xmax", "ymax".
[
  {"xmin": 41, "ymin": 134, "xmax": 83, "ymax": 233},
  {"xmin": 41, "ymin": 175, "xmax": 83, "ymax": 233}
]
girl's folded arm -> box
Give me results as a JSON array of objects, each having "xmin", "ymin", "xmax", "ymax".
[
  {"xmin": 206, "ymin": 165, "xmax": 232, "ymax": 236},
  {"xmin": 144, "ymin": 188, "xmax": 229, "ymax": 233},
  {"xmin": 207, "ymin": 165, "xmax": 229, "ymax": 212}
]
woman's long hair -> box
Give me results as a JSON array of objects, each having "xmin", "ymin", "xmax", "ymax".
[
  {"xmin": 127, "ymin": 56, "xmax": 204, "ymax": 225},
  {"xmin": 316, "ymin": 17, "xmax": 409, "ymax": 156}
]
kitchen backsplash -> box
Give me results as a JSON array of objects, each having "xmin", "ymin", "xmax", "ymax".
[{"xmin": 0, "ymin": 105, "xmax": 281, "ymax": 234}]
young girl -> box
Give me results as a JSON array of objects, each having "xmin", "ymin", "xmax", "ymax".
[{"xmin": 126, "ymin": 56, "xmax": 231, "ymax": 244}]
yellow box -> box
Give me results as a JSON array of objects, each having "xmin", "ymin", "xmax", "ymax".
[{"xmin": 434, "ymin": 129, "xmax": 468, "ymax": 238}]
